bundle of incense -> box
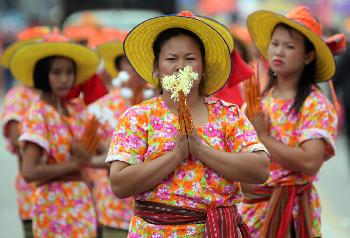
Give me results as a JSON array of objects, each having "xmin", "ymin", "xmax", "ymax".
[
  {"xmin": 161, "ymin": 65, "xmax": 198, "ymax": 135},
  {"xmin": 80, "ymin": 115, "xmax": 101, "ymax": 155},
  {"xmin": 178, "ymin": 91, "xmax": 193, "ymax": 135},
  {"xmin": 328, "ymin": 80, "xmax": 341, "ymax": 115},
  {"xmin": 243, "ymin": 61, "xmax": 262, "ymax": 121}
]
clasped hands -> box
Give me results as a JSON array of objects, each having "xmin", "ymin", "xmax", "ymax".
[{"xmin": 172, "ymin": 128, "xmax": 207, "ymax": 160}]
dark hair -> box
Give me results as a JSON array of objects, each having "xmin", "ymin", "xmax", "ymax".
[
  {"xmin": 114, "ymin": 55, "xmax": 125, "ymax": 71},
  {"xmin": 263, "ymin": 23, "xmax": 316, "ymax": 115},
  {"xmin": 33, "ymin": 56, "xmax": 76, "ymax": 92},
  {"xmin": 152, "ymin": 28, "xmax": 206, "ymax": 92}
]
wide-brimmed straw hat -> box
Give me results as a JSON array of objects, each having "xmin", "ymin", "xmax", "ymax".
[
  {"xmin": 10, "ymin": 32, "xmax": 100, "ymax": 87},
  {"xmin": 0, "ymin": 26, "xmax": 51, "ymax": 68},
  {"xmin": 124, "ymin": 11, "xmax": 231, "ymax": 95},
  {"xmin": 96, "ymin": 41, "xmax": 124, "ymax": 78},
  {"xmin": 247, "ymin": 6, "xmax": 335, "ymax": 82}
]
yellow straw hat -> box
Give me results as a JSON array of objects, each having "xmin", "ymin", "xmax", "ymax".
[
  {"xmin": 247, "ymin": 6, "xmax": 335, "ymax": 82},
  {"xmin": 124, "ymin": 11, "xmax": 231, "ymax": 95},
  {"xmin": 0, "ymin": 26, "xmax": 51, "ymax": 68},
  {"xmin": 10, "ymin": 33, "xmax": 100, "ymax": 87},
  {"xmin": 197, "ymin": 16, "xmax": 234, "ymax": 53},
  {"xmin": 96, "ymin": 41, "xmax": 124, "ymax": 78}
]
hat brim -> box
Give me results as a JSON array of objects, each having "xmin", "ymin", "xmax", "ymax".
[
  {"xmin": 124, "ymin": 15, "xmax": 231, "ymax": 95},
  {"xmin": 197, "ymin": 16, "xmax": 234, "ymax": 53},
  {"xmin": 0, "ymin": 39, "xmax": 38, "ymax": 68},
  {"xmin": 10, "ymin": 42, "xmax": 100, "ymax": 87},
  {"xmin": 247, "ymin": 10, "xmax": 335, "ymax": 82},
  {"xmin": 96, "ymin": 41, "xmax": 124, "ymax": 78}
]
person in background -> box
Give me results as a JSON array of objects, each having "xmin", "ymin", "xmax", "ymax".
[
  {"xmin": 239, "ymin": 6, "xmax": 338, "ymax": 238},
  {"xmin": 11, "ymin": 32, "xmax": 102, "ymax": 238},
  {"xmin": 0, "ymin": 26, "xmax": 50, "ymax": 238}
]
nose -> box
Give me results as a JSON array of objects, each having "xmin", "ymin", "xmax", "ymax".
[
  {"xmin": 276, "ymin": 45, "xmax": 284, "ymax": 56},
  {"xmin": 59, "ymin": 73, "xmax": 71, "ymax": 85},
  {"xmin": 175, "ymin": 59, "xmax": 186, "ymax": 72}
]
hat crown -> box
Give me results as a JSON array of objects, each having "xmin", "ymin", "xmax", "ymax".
[{"xmin": 287, "ymin": 6, "xmax": 323, "ymax": 37}]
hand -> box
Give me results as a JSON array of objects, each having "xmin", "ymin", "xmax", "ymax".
[
  {"xmin": 252, "ymin": 112, "xmax": 270, "ymax": 138},
  {"xmin": 70, "ymin": 139, "xmax": 91, "ymax": 168},
  {"xmin": 188, "ymin": 128, "xmax": 205, "ymax": 158},
  {"xmin": 172, "ymin": 133, "xmax": 189, "ymax": 161}
]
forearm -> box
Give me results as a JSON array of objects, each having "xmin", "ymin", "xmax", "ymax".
[
  {"xmin": 110, "ymin": 151, "xmax": 183, "ymax": 198},
  {"xmin": 90, "ymin": 154, "xmax": 108, "ymax": 169},
  {"xmin": 196, "ymin": 146, "xmax": 269, "ymax": 184},
  {"xmin": 23, "ymin": 160, "xmax": 78, "ymax": 183},
  {"xmin": 259, "ymin": 134, "xmax": 322, "ymax": 175}
]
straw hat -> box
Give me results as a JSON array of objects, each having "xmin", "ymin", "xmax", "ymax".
[
  {"xmin": 197, "ymin": 16, "xmax": 234, "ymax": 53},
  {"xmin": 0, "ymin": 26, "xmax": 51, "ymax": 68},
  {"xmin": 96, "ymin": 41, "xmax": 124, "ymax": 78},
  {"xmin": 247, "ymin": 6, "xmax": 335, "ymax": 82},
  {"xmin": 10, "ymin": 33, "xmax": 100, "ymax": 87},
  {"xmin": 123, "ymin": 11, "xmax": 231, "ymax": 95}
]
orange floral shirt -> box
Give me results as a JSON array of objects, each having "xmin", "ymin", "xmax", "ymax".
[
  {"xmin": 106, "ymin": 96, "xmax": 268, "ymax": 237},
  {"xmin": 87, "ymin": 89, "xmax": 134, "ymax": 230},
  {"xmin": 239, "ymin": 88, "xmax": 337, "ymax": 237},
  {"xmin": 19, "ymin": 98, "xmax": 97, "ymax": 238},
  {"xmin": 1, "ymin": 85, "xmax": 38, "ymax": 220}
]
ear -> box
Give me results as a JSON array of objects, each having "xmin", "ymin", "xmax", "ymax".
[
  {"xmin": 152, "ymin": 69, "xmax": 159, "ymax": 79},
  {"xmin": 305, "ymin": 51, "xmax": 315, "ymax": 65}
]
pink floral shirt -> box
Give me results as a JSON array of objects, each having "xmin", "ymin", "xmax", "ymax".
[
  {"xmin": 1, "ymin": 85, "xmax": 38, "ymax": 220},
  {"xmin": 87, "ymin": 89, "xmax": 133, "ymax": 230},
  {"xmin": 19, "ymin": 98, "xmax": 97, "ymax": 238},
  {"xmin": 106, "ymin": 96, "xmax": 268, "ymax": 237},
  {"xmin": 239, "ymin": 88, "xmax": 337, "ymax": 237}
]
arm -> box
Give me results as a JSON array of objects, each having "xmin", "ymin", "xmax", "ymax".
[
  {"xmin": 253, "ymin": 112, "xmax": 326, "ymax": 176},
  {"xmin": 5, "ymin": 120, "xmax": 21, "ymax": 153},
  {"xmin": 259, "ymin": 134, "xmax": 324, "ymax": 176},
  {"xmin": 22, "ymin": 141, "xmax": 80, "ymax": 183},
  {"xmin": 188, "ymin": 131, "xmax": 269, "ymax": 184},
  {"xmin": 88, "ymin": 141, "xmax": 110, "ymax": 169},
  {"xmin": 109, "ymin": 135, "xmax": 189, "ymax": 199}
]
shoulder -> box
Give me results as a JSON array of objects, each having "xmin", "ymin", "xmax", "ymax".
[
  {"xmin": 123, "ymin": 96, "xmax": 160, "ymax": 118},
  {"xmin": 303, "ymin": 88, "xmax": 335, "ymax": 113},
  {"xmin": 206, "ymin": 96, "xmax": 242, "ymax": 121}
]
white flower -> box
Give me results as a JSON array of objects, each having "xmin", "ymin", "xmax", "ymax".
[{"xmin": 161, "ymin": 65, "xmax": 198, "ymax": 101}]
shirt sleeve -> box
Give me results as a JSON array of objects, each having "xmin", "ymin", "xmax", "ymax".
[
  {"xmin": 225, "ymin": 105, "xmax": 269, "ymax": 155},
  {"xmin": 105, "ymin": 107, "xmax": 148, "ymax": 165},
  {"xmin": 298, "ymin": 95, "xmax": 337, "ymax": 160},
  {"xmin": 19, "ymin": 106, "xmax": 50, "ymax": 155},
  {"xmin": 1, "ymin": 87, "xmax": 27, "ymax": 136}
]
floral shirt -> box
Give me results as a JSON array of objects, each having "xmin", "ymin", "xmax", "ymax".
[
  {"xmin": 19, "ymin": 98, "xmax": 97, "ymax": 238},
  {"xmin": 87, "ymin": 89, "xmax": 134, "ymax": 230},
  {"xmin": 1, "ymin": 85, "xmax": 38, "ymax": 220},
  {"xmin": 239, "ymin": 88, "xmax": 337, "ymax": 237},
  {"xmin": 106, "ymin": 96, "xmax": 268, "ymax": 237}
]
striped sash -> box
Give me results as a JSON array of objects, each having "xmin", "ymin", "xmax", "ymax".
[{"xmin": 134, "ymin": 200, "xmax": 251, "ymax": 238}]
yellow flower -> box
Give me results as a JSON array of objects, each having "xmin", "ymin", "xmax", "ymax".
[{"xmin": 161, "ymin": 65, "xmax": 198, "ymax": 101}]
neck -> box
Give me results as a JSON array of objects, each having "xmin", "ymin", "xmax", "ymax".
[
  {"xmin": 41, "ymin": 92, "xmax": 67, "ymax": 115},
  {"xmin": 273, "ymin": 72, "xmax": 301, "ymax": 99}
]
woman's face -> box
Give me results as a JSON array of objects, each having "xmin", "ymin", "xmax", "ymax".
[
  {"xmin": 156, "ymin": 34, "xmax": 204, "ymax": 91},
  {"xmin": 49, "ymin": 57, "xmax": 75, "ymax": 98},
  {"xmin": 267, "ymin": 26, "xmax": 314, "ymax": 78}
]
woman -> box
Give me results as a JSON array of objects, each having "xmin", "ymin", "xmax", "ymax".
[
  {"xmin": 239, "ymin": 6, "xmax": 338, "ymax": 238},
  {"xmin": 0, "ymin": 26, "xmax": 50, "ymax": 238},
  {"xmin": 107, "ymin": 11, "xmax": 270, "ymax": 237},
  {"xmin": 10, "ymin": 32, "xmax": 101, "ymax": 238}
]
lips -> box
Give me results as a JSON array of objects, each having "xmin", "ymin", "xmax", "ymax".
[{"xmin": 273, "ymin": 59, "xmax": 283, "ymax": 66}]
